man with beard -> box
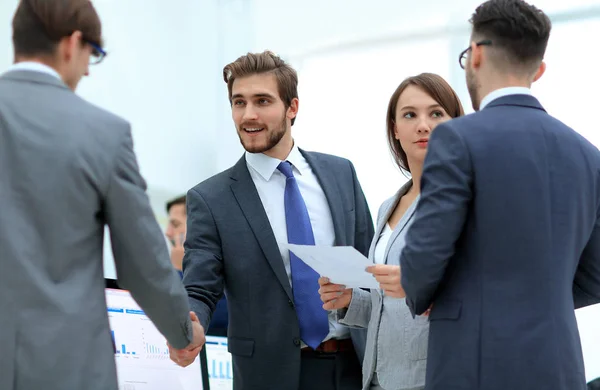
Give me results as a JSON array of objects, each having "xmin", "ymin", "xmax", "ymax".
[
  {"xmin": 398, "ymin": 0, "xmax": 600, "ymax": 389},
  {"xmin": 170, "ymin": 51, "xmax": 374, "ymax": 390}
]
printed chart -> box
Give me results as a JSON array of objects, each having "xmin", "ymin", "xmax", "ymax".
[{"xmin": 106, "ymin": 288, "xmax": 204, "ymax": 390}]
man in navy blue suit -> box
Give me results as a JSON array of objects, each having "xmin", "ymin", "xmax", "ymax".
[{"xmin": 395, "ymin": 0, "xmax": 600, "ymax": 389}]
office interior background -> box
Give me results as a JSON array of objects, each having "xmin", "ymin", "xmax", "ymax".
[{"xmin": 1, "ymin": 0, "xmax": 598, "ymax": 381}]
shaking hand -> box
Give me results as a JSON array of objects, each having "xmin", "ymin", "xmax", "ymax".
[{"xmin": 169, "ymin": 311, "xmax": 205, "ymax": 367}]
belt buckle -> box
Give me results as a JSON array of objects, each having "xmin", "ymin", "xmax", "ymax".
[
  {"xmin": 319, "ymin": 339, "xmax": 338, "ymax": 354},
  {"xmin": 329, "ymin": 340, "xmax": 340, "ymax": 353}
]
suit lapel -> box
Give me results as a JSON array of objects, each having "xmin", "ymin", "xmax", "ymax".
[
  {"xmin": 368, "ymin": 195, "xmax": 397, "ymax": 261},
  {"xmin": 229, "ymin": 156, "xmax": 293, "ymax": 301},
  {"xmin": 384, "ymin": 202, "xmax": 418, "ymax": 264},
  {"xmin": 383, "ymin": 182, "xmax": 414, "ymax": 263},
  {"xmin": 301, "ymin": 150, "xmax": 347, "ymax": 246}
]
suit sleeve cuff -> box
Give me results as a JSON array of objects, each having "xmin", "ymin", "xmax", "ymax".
[{"xmin": 338, "ymin": 288, "xmax": 372, "ymax": 328}]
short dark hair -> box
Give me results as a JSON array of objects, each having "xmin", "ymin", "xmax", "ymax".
[
  {"xmin": 470, "ymin": 0, "xmax": 551, "ymax": 72},
  {"xmin": 166, "ymin": 195, "xmax": 186, "ymax": 213},
  {"xmin": 588, "ymin": 377, "xmax": 600, "ymax": 390},
  {"xmin": 223, "ymin": 50, "xmax": 299, "ymax": 125},
  {"xmin": 12, "ymin": 0, "xmax": 103, "ymax": 58},
  {"xmin": 386, "ymin": 73, "xmax": 464, "ymax": 173}
]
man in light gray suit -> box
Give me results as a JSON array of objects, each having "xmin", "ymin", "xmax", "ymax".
[{"xmin": 0, "ymin": 1, "xmax": 204, "ymax": 389}]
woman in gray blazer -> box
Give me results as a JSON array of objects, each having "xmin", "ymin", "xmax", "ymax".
[{"xmin": 319, "ymin": 73, "xmax": 464, "ymax": 390}]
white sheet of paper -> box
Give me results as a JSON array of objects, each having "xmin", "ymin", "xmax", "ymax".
[{"xmin": 287, "ymin": 244, "xmax": 379, "ymax": 289}]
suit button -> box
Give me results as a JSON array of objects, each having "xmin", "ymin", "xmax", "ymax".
[
  {"xmin": 288, "ymin": 299, "xmax": 294, "ymax": 308},
  {"xmin": 293, "ymin": 337, "xmax": 301, "ymax": 346}
]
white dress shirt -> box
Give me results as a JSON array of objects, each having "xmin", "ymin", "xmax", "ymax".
[
  {"xmin": 245, "ymin": 144, "xmax": 349, "ymax": 344},
  {"xmin": 373, "ymin": 224, "xmax": 393, "ymax": 265},
  {"xmin": 479, "ymin": 86, "xmax": 532, "ymax": 110},
  {"xmin": 4, "ymin": 61, "xmax": 61, "ymax": 80}
]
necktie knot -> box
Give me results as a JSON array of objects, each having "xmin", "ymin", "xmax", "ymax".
[{"xmin": 277, "ymin": 161, "xmax": 294, "ymax": 179}]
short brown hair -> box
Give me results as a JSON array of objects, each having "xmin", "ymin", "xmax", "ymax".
[
  {"xmin": 166, "ymin": 195, "xmax": 186, "ymax": 213},
  {"xmin": 223, "ymin": 51, "xmax": 299, "ymax": 125},
  {"xmin": 386, "ymin": 73, "xmax": 465, "ymax": 172},
  {"xmin": 12, "ymin": 0, "xmax": 103, "ymax": 58}
]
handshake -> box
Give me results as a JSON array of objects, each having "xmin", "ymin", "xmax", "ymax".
[{"xmin": 168, "ymin": 311, "xmax": 206, "ymax": 367}]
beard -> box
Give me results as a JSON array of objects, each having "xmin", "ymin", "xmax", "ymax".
[
  {"xmin": 466, "ymin": 65, "xmax": 481, "ymax": 111},
  {"xmin": 237, "ymin": 115, "xmax": 288, "ymax": 154}
]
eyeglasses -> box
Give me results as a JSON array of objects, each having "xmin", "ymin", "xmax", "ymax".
[
  {"xmin": 459, "ymin": 39, "xmax": 492, "ymax": 69},
  {"xmin": 86, "ymin": 40, "xmax": 107, "ymax": 65}
]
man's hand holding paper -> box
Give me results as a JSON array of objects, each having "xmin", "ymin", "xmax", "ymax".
[{"xmin": 318, "ymin": 277, "xmax": 352, "ymax": 310}]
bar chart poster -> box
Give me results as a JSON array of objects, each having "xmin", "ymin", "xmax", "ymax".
[
  {"xmin": 105, "ymin": 288, "xmax": 204, "ymax": 390},
  {"xmin": 205, "ymin": 336, "xmax": 233, "ymax": 390},
  {"xmin": 108, "ymin": 306, "xmax": 171, "ymax": 361}
]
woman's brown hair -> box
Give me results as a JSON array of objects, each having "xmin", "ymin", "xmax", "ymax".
[{"xmin": 386, "ymin": 73, "xmax": 464, "ymax": 172}]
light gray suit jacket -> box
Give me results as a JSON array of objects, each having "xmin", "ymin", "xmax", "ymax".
[
  {"xmin": 0, "ymin": 70, "xmax": 194, "ymax": 390},
  {"xmin": 339, "ymin": 181, "xmax": 428, "ymax": 390}
]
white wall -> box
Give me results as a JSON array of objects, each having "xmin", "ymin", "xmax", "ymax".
[
  {"xmin": 78, "ymin": 0, "xmax": 222, "ymax": 199},
  {"xmin": 212, "ymin": 0, "xmax": 256, "ymax": 171},
  {"xmin": 84, "ymin": 0, "xmax": 222, "ymax": 278}
]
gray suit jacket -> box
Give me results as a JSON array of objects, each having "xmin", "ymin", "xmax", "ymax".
[
  {"xmin": 183, "ymin": 151, "xmax": 374, "ymax": 390},
  {"xmin": 339, "ymin": 181, "xmax": 427, "ymax": 390},
  {"xmin": 0, "ymin": 70, "xmax": 194, "ymax": 390}
]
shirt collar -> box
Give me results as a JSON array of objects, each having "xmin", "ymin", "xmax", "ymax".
[
  {"xmin": 5, "ymin": 61, "xmax": 62, "ymax": 80},
  {"xmin": 479, "ymin": 87, "xmax": 532, "ymax": 110},
  {"xmin": 245, "ymin": 143, "xmax": 304, "ymax": 181}
]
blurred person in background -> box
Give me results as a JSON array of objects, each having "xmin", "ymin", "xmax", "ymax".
[
  {"xmin": 319, "ymin": 73, "xmax": 464, "ymax": 390},
  {"xmin": 165, "ymin": 195, "xmax": 188, "ymax": 273},
  {"xmin": 166, "ymin": 195, "xmax": 229, "ymax": 336}
]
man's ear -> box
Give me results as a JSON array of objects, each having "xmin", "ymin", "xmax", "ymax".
[
  {"xmin": 532, "ymin": 61, "xmax": 546, "ymax": 82},
  {"xmin": 61, "ymin": 30, "xmax": 84, "ymax": 61},
  {"xmin": 470, "ymin": 41, "xmax": 483, "ymax": 71},
  {"xmin": 287, "ymin": 97, "xmax": 299, "ymax": 120}
]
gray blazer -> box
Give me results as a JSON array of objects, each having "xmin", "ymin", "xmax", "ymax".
[
  {"xmin": 183, "ymin": 152, "xmax": 374, "ymax": 390},
  {"xmin": 339, "ymin": 181, "xmax": 428, "ymax": 390},
  {"xmin": 0, "ymin": 70, "xmax": 194, "ymax": 390}
]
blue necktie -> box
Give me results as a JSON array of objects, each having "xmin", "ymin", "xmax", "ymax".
[{"xmin": 277, "ymin": 161, "xmax": 329, "ymax": 349}]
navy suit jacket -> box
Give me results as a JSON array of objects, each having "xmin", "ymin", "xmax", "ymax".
[
  {"xmin": 208, "ymin": 296, "xmax": 228, "ymax": 336},
  {"xmin": 183, "ymin": 150, "xmax": 373, "ymax": 390},
  {"xmin": 400, "ymin": 94, "xmax": 600, "ymax": 390},
  {"xmin": 179, "ymin": 270, "xmax": 228, "ymax": 335}
]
